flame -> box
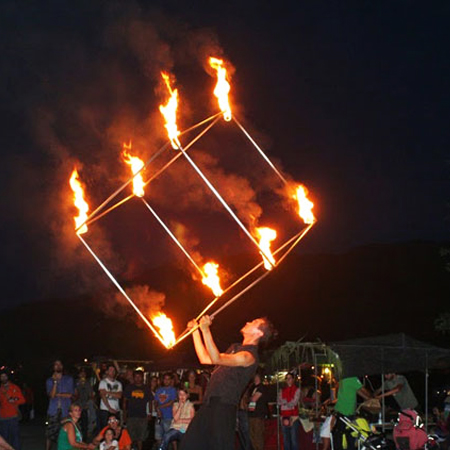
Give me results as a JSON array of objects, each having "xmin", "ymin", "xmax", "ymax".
[
  {"xmin": 122, "ymin": 142, "xmax": 145, "ymax": 197},
  {"xmin": 151, "ymin": 312, "xmax": 176, "ymax": 348},
  {"xmin": 209, "ymin": 57, "xmax": 232, "ymax": 121},
  {"xmin": 256, "ymin": 227, "xmax": 277, "ymax": 270},
  {"xmin": 294, "ymin": 184, "xmax": 315, "ymax": 224},
  {"xmin": 159, "ymin": 72, "xmax": 181, "ymax": 150},
  {"xmin": 202, "ymin": 262, "xmax": 224, "ymax": 297},
  {"xmin": 69, "ymin": 169, "xmax": 89, "ymax": 234}
]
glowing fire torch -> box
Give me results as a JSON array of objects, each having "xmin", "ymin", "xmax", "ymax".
[
  {"xmin": 122, "ymin": 142, "xmax": 145, "ymax": 198},
  {"xmin": 202, "ymin": 262, "xmax": 224, "ymax": 297},
  {"xmin": 294, "ymin": 184, "xmax": 315, "ymax": 225},
  {"xmin": 151, "ymin": 312, "xmax": 176, "ymax": 348},
  {"xmin": 209, "ymin": 57, "xmax": 232, "ymax": 121},
  {"xmin": 69, "ymin": 169, "xmax": 89, "ymax": 234},
  {"xmin": 159, "ymin": 72, "xmax": 181, "ymax": 150},
  {"xmin": 255, "ymin": 227, "xmax": 277, "ymax": 270}
]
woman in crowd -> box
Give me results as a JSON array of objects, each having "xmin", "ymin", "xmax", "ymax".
[
  {"xmin": 278, "ymin": 373, "xmax": 300, "ymax": 450},
  {"xmin": 92, "ymin": 415, "xmax": 131, "ymax": 450},
  {"xmin": 57, "ymin": 403, "xmax": 93, "ymax": 450},
  {"xmin": 158, "ymin": 387, "xmax": 195, "ymax": 450},
  {"xmin": 185, "ymin": 370, "xmax": 203, "ymax": 411}
]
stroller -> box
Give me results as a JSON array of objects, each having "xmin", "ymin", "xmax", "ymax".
[{"xmin": 335, "ymin": 414, "xmax": 394, "ymax": 450}]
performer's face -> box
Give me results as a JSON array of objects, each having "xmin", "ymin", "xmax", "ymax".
[{"xmin": 241, "ymin": 318, "xmax": 264, "ymax": 337}]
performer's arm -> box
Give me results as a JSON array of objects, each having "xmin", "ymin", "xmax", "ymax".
[
  {"xmin": 188, "ymin": 320, "xmax": 212, "ymax": 365},
  {"xmin": 200, "ymin": 316, "xmax": 256, "ymax": 367}
]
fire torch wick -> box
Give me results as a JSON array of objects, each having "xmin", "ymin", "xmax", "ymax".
[{"xmin": 77, "ymin": 234, "xmax": 167, "ymax": 347}]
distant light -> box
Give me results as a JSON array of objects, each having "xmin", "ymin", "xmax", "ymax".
[
  {"xmin": 84, "ymin": 358, "xmax": 88, "ymax": 363},
  {"xmin": 11, "ymin": 370, "xmax": 14, "ymax": 374}
]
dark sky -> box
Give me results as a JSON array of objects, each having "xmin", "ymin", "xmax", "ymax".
[{"xmin": 1, "ymin": 1, "xmax": 449, "ymax": 307}]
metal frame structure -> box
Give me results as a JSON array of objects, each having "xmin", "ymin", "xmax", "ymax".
[{"xmin": 75, "ymin": 112, "xmax": 315, "ymax": 347}]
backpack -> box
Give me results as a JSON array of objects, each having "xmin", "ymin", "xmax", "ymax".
[{"xmin": 393, "ymin": 409, "xmax": 428, "ymax": 450}]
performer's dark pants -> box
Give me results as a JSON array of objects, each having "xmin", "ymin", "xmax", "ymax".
[{"xmin": 180, "ymin": 397, "xmax": 236, "ymax": 450}]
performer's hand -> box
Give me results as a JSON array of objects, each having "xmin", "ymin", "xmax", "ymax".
[
  {"xmin": 199, "ymin": 315, "xmax": 212, "ymax": 331},
  {"xmin": 187, "ymin": 319, "xmax": 198, "ymax": 330}
]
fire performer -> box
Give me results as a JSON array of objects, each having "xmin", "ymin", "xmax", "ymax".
[{"xmin": 180, "ymin": 315, "xmax": 275, "ymax": 450}]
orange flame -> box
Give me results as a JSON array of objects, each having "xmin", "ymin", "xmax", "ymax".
[
  {"xmin": 256, "ymin": 227, "xmax": 277, "ymax": 270},
  {"xmin": 122, "ymin": 142, "xmax": 145, "ymax": 197},
  {"xmin": 209, "ymin": 57, "xmax": 232, "ymax": 121},
  {"xmin": 159, "ymin": 72, "xmax": 181, "ymax": 150},
  {"xmin": 152, "ymin": 312, "xmax": 176, "ymax": 348},
  {"xmin": 69, "ymin": 169, "xmax": 89, "ymax": 234},
  {"xmin": 294, "ymin": 184, "xmax": 315, "ymax": 224},
  {"xmin": 202, "ymin": 262, "xmax": 223, "ymax": 297}
]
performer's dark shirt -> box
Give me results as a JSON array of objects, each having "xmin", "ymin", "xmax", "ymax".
[{"xmin": 204, "ymin": 343, "xmax": 259, "ymax": 406}]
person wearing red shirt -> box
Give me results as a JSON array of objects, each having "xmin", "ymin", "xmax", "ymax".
[{"xmin": 0, "ymin": 371, "xmax": 25, "ymax": 450}]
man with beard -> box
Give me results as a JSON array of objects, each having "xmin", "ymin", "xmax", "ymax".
[
  {"xmin": 0, "ymin": 370, "xmax": 25, "ymax": 450},
  {"xmin": 180, "ymin": 316, "xmax": 275, "ymax": 450},
  {"xmin": 46, "ymin": 360, "xmax": 74, "ymax": 450}
]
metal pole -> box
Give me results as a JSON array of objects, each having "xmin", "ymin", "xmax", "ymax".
[
  {"xmin": 233, "ymin": 116, "xmax": 288, "ymax": 185},
  {"xmin": 277, "ymin": 371, "xmax": 281, "ymax": 450},
  {"xmin": 140, "ymin": 198, "xmax": 205, "ymax": 277},
  {"xmin": 178, "ymin": 145, "xmax": 275, "ymax": 267},
  {"xmin": 77, "ymin": 234, "xmax": 166, "ymax": 347},
  {"xmin": 425, "ymin": 352, "xmax": 429, "ymax": 431},
  {"xmin": 175, "ymin": 225, "xmax": 311, "ymax": 343}
]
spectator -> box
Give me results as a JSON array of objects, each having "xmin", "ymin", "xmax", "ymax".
[
  {"xmin": 332, "ymin": 376, "xmax": 372, "ymax": 450},
  {"xmin": 74, "ymin": 369, "xmax": 94, "ymax": 440},
  {"xmin": 158, "ymin": 387, "xmax": 194, "ymax": 450},
  {"xmin": 248, "ymin": 373, "xmax": 268, "ymax": 450},
  {"xmin": 19, "ymin": 383, "xmax": 34, "ymax": 422},
  {"xmin": 375, "ymin": 373, "xmax": 418, "ymax": 411},
  {"xmin": 147, "ymin": 376, "xmax": 159, "ymax": 448},
  {"xmin": 154, "ymin": 374, "xmax": 177, "ymax": 447},
  {"xmin": 278, "ymin": 373, "xmax": 300, "ymax": 450},
  {"xmin": 46, "ymin": 360, "xmax": 74, "ymax": 450},
  {"xmin": 99, "ymin": 428, "xmax": 118, "ymax": 450},
  {"xmin": 93, "ymin": 414, "xmax": 131, "ymax": 450},
  {"xmin": 0, "ymin": 371, "xmax": 25, "ymax": 450},
  {"xmin": 98, "ymin": 365, "xmax": 122, "ymax": 429},
  {"xmin": 123, "ymin": 370, "xmax": 152, "ymax": 450},
  {"xmin": 185, "ymin": 371, "xmax": 202, "ymax": 411},
  {"xmin": 57, "ymin": 403, "xmax": 93, "ymax": 450}
]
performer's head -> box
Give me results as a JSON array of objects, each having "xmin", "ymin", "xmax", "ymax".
[{"xmin": 241, "ymin": 317, "xmax": 276, "ymax": 345}]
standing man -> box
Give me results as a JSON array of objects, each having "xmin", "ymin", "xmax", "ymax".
[
  {"xmin": 0, "ymin": 371, "xmax": 25, "ymax": 450},
  {"xmin": 332, "ymin": 376, "xmax": 373, "ymax": 450},
  {"xmin": 154, "ymin": 373, "xmax": 177, "ymax": 447},
  {"xmin": 375, "ymin": 373, "xmax": 419, "ymax": 411},
  {"xmin": 123, "ymin": 370, "xmax": 152, "ymax": 450},
  {"xmin": 74, "ymin": 369, "xmax": 94, "ymax": 440},
  {"xmin": 98, "ymin": 365, "xmax": 122, "ymax": 429},
  {"xmin": 248, "ymin": 373, "xmax": 268, "ymax": 450},
  {"xmin": 180, "ymin": 315, "xmax": 275, "ymax": 450},
  {"xmin": 46, "ymin": 360, "xmax": 74, "ymax": 450}
]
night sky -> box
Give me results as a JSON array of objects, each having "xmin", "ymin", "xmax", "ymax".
[{"xmin": 1, "ymin": 1, "xmax": 449, "ymax": 310}]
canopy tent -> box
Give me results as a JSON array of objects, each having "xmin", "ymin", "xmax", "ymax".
[
  {"xmin": 330, "ymin": 333, "xmax": 450, "ymax": 431},
  {"xmin": 330, "ymin": 333, "xmax": 450, "ymax": 377}
]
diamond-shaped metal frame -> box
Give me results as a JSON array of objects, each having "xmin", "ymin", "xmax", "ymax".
[{"xmin": 75, "ymin": 112, "xmax": 315, "ymax": 348}]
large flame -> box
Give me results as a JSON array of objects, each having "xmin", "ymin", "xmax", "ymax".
[
  {"xmin": 122, "ymin": 142, "xmax": 145, "ymax": 197},
  {"xmin": 256, "ymin": 227, "xmax": 277, "ymax": 270},
  {"xmin": 152, "ymin": 312, "xmax": 176, "ymax": 348},
  {"xmin": 202, "ymin": 262, "xmax": 224, "ymax": 297},
  {"xmin": 159, "ymin": 72, "xmax": 181, "ymax": 150},
  {"xmin": 69, "ymin": 169, "xmax": 89, "ymax": 234},
  {"xmin": 294, "ymin": 184, "xmax": 315, "ymax": 224},
  {"xmin": 209, "ymin": 57, "xmax": 232, "ymax": 121}
]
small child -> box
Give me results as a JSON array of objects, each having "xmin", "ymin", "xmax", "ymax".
[{"xmin": 99, "ymin": 428, "xmax": 119, "ymax": 450}]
